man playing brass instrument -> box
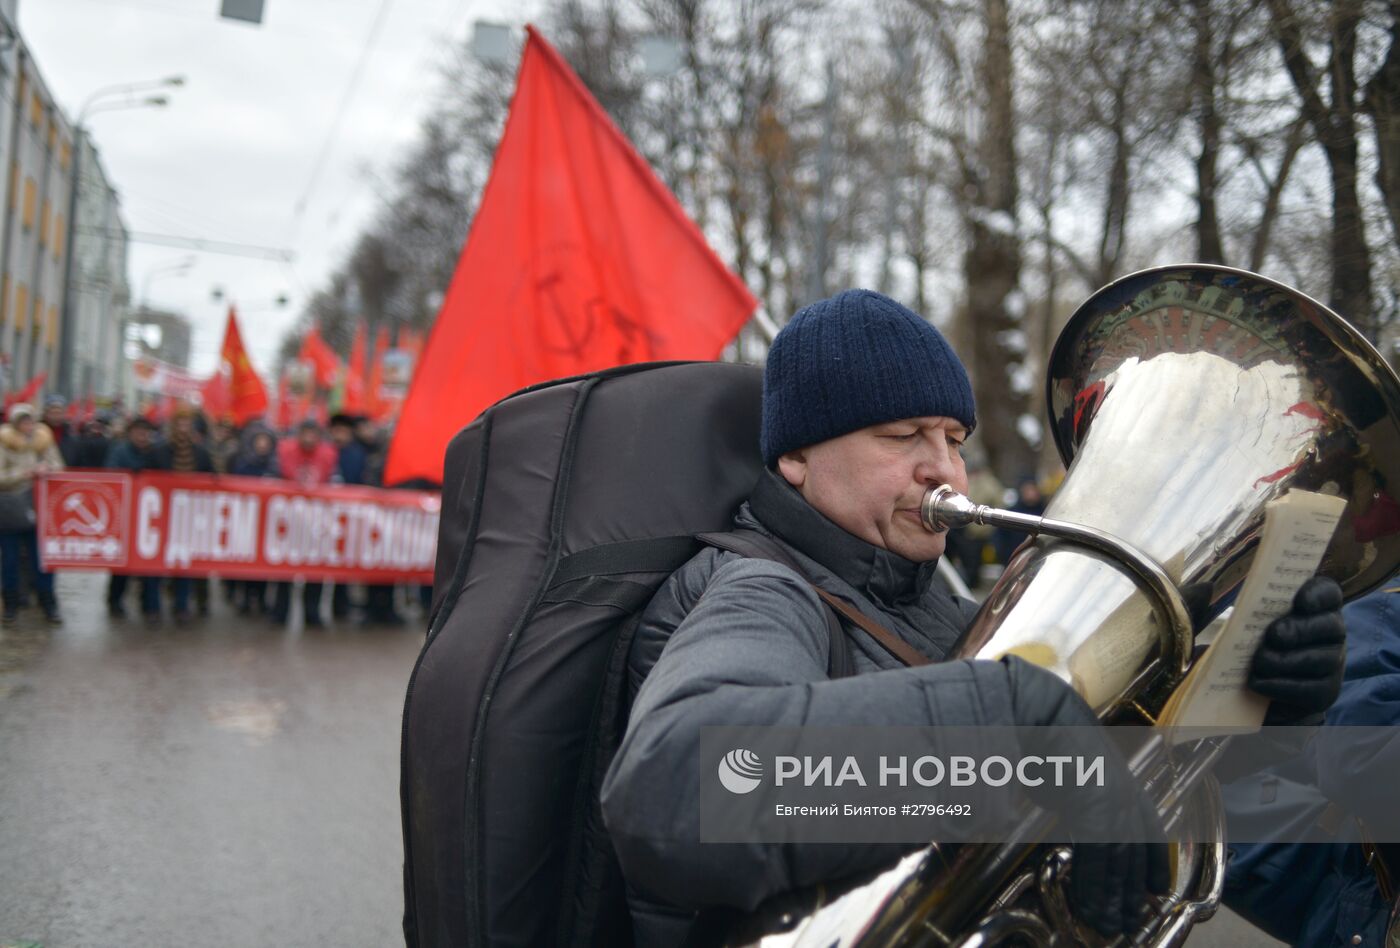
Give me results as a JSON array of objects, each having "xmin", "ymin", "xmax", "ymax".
[{"xmin": 601, "ymin": 289, "xmax": 1348, "ymax": 945}]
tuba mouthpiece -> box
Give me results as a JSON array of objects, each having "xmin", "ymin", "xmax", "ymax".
[{"xmin": 921, "ymin": 484, "xmax": 980, "ymax": 532}]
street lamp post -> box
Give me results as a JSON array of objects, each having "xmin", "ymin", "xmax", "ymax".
[
  {"xmin": 55, "ymin": 75, "xmax": 184, "ymax": 396},
  {"xmin": 138, "ymin": 256, "xmax": 195, "ymax": 310}
]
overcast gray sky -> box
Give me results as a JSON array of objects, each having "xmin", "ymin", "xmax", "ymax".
[{"xmin": 20, "ymin": 0, "xmax": 534, "ymax": 381}]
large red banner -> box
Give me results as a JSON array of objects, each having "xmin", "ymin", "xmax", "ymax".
[{"xmin": 37, "ymin": 471, "xmax": 440, "ymax": 583}]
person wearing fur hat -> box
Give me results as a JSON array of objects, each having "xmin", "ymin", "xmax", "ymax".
[
  {"xmin": 599, "ymin": 289, "xmax": 1351, "ymax": 946},
  {"xmin": 0, "ymin": 402, "xmax": 64, "ymax": 624}
]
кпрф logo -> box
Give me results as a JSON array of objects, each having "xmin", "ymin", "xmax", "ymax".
[{"xmin": 718, "ymin": 749, "xmax": 764, "ymax": 794}]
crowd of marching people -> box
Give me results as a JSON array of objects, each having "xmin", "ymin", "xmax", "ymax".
[{"xmin": 0, "ymin": 394, "xmax": 431, "ymax": 628}]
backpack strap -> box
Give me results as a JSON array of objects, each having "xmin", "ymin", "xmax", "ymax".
[
  {"xmin": 696, "ymin": 530, "xmax": 928, "ymax": 674},
  {"xmin": 809, "ymin": 587, "xmax": 931, "ymax": 669}
]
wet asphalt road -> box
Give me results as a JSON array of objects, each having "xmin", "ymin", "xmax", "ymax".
[{"xmin": 0, "ymin": 572, "xmax": 424, "ymax": 947}]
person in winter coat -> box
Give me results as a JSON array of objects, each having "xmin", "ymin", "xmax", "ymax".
[
  {"xmin": 1223, "ymin": 577, "xmax": 1400, "ymax": 947},
  {"xmin": 0, "ymin": 403, "xmax": 64, "ymax": 623},
  {"xmin": 272, "ymin": 419, "xmax": 338, "ymax": 626},
  {"xmin": 328, "ymin": 413, "xmax": 369, "ymax": 486},
  {"xmin": 104, "ymin": 416, "xmax": 166, "ymax": 620},
  {"xmin": 151, "ymin": 407, "xmax": 214, "ymax": 474},
  {"xmin": 208, "ymin": 419, "xmax": 240, "ymax": 474},
  {"xmin": 328, "ymin": 413, "xmax": 368, "ymax": 621},
  {"xmin": 329, "ymin": 413, "xmax": 403, "ymax": 624},
  {"xmin": 68, "ymin": 415, "xmax": 113, "ymax": 468},
  {"xmin": 230, "ymin": 425, "xmax": 280, "ymax": 614},
  {"xmin": 231, "ymin": 425, "xmax": 280, "ymax": 479},
  {"xmin": 152, "ymin": 407, "xmax": 214, "ymax": 621},
  {"xmin": 41, "ymin": 395, "xmax": 76, "ymax": 465},
  {"xmin": 599, "ymin": 289, "xmax": 1349, "ymax": 946}
]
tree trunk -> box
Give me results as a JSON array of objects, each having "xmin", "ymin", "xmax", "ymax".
[
  {"xmin": 1363, "ymin": 1, "xmax": 1400, "ymax": 247},
  {"xmin": 1096, "ymin": 105, "xmax": 1131, "ymax": 286},
  {"xmin": 1267, "ymin": 0, "xmax": 1374, "ymax": 335},
  {"xmin": 1192, "ymin": 0, "xmax": 1225, "ymax": 264},
  {"xmin": 964, "ymin": 0, "xmax": 1035, "ymax": 484}
]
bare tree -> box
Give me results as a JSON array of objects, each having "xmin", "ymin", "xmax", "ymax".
[
  {"xmin": 908, "ymin": 0, "xmax": 1035, "ymax": 482},
  {"xmin": 1266, "ymin": 0, "xmax": 1376, "ymax": 334},
  {"xmin": 1364, "ymin": 0, "xmax": 1400, "ymax": 246}
]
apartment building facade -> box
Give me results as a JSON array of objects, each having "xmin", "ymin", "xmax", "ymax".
[{"xmin": 0, "ymin": 2, "xmax": 130, "ymax": 402}]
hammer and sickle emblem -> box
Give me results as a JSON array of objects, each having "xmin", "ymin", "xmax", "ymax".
[
  {"xmin": 532, "ymin": 266, "xmax": 665, "ymax": 362},
  {"xmin": 61, "ymin": 492, "xmax": 110, "ymax": 536},
  {"xmin": 536, "ymin": 273, "xmax": 595, "ymax": 357}
]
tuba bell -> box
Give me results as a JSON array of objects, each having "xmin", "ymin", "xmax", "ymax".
[{"xmin": 728, "ymin": 264, "xmax": 1400, "ymax": 947}]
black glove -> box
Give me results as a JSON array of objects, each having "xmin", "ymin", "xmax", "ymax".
[
  {"xmin": 1003, "ymin": 656, "xmax": 1170, "ymax": 937},
  {"xmin": 1248, "ymin": 576, "xmax": 1346, "ymax": 726}
]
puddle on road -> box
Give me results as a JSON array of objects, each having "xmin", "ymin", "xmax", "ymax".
[{"xmin": 204, "ymin": 698, "xmax": 287, "ymax": 745}]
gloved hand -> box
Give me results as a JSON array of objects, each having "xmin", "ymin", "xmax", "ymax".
[
  {"xmin": 1003, "ymin": 656, "xmax": 1170, "ymax": 937},
  {"xmin": 1248, "ymin": 576, "xmax": 1346, "ymax": 726}
]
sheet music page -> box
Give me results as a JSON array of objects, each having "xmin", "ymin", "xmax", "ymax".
[{"xmin": 1159, "ymin": 490, "xmax": 1346, "ymax": 735}]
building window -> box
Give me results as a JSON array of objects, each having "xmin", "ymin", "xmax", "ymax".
[
  {"xmin": 52, "ymin": 215, "xmax": 64, "ymax": 261},
  {"xmin": 39, "ymin": 199, "xmax": 49, "ymax": 247},
  {"xmin": 29, "ymin": 91, "xmax": 42, "ymax": 130},
  {"xmin": 45, "ymin": 304, "xmax": 58, "ymax": 348},
  {"xmin": 59, "ymin": 140, "xmax": 70, "ymax": 173},
  {"xmin": 21, "ymin": 177, "xmax": 35, "ymax": 231}
]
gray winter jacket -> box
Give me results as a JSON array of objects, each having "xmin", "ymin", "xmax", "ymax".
[{"xmin": 600, "ymin": 470, "xmax": 1020, "ymax": 944}]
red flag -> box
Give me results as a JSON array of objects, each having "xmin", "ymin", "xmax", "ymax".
[
  {"xmin": 298, "ymin": 325, "xmax": 340, "ymax": 389},
  {"xmin": 4, "ymin": 372, "xmax": 47, "ymax": 412},
  {"xmin": 383, "ymin": 27, "xmax": 756, "ymax": 485},
  {"xmin": 201, "ymin": 373, "xmax": 231, "ymax": 420},
  {"xmin": 367, "ymin": 325, "xmax": 389, "ymax": 419},
  {"xmin": 275, "ymin": 373, "xmax": 294, "ymax": 431},
  {"xmin": 202, "ymin": 308, "xmax": 268, "ymax": 425},
  {"xmin": 342, "ymin": 322, "xmax": 369, "ymax": 414}
]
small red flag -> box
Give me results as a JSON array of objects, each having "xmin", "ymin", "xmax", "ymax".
[
  {"xmin": 202, "ymin": 308, "xmax": 268, "ymax": 425},
  {"xmin": 368, "ymin": 325, "xmax": 390, "ymax": 420},
  {"xmin": 383, "ymin": 27, "xmax": 756, "ymax": 485},
  {"xmin": 275, "ymin": 373, "xmax": 294, "ymax": 431},
  {"xmin": 201, "ymin": 374, "xmax": 231, "ymax": 420},
  {"xmin": 298, "ymin": 325, "xmax": 340, "ymax": 389},
  {"xmin": 4, "ymin": 372, "xmax": 47, "ymax": 412},
  {"xmin": 342, "ymin": 322, "xmax": 369, "ymax": 414}
]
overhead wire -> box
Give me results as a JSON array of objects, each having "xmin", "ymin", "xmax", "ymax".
[
  {"xmin": 280, "ymin": 0, "xmax": 462, "ymax": 320},
  {"xmin": 287, "ymin": 0, "xmax": 396, "ymax": 251}
]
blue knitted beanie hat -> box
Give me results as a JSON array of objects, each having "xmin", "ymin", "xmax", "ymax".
[{"xmin": 760, "ymin": 289, "xmax": 976, "ymax": 467}]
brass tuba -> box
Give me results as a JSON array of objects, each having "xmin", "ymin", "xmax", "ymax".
[{"xmin": 731, "ymin": 265, "xmax": 1400, "ymax": 947}]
